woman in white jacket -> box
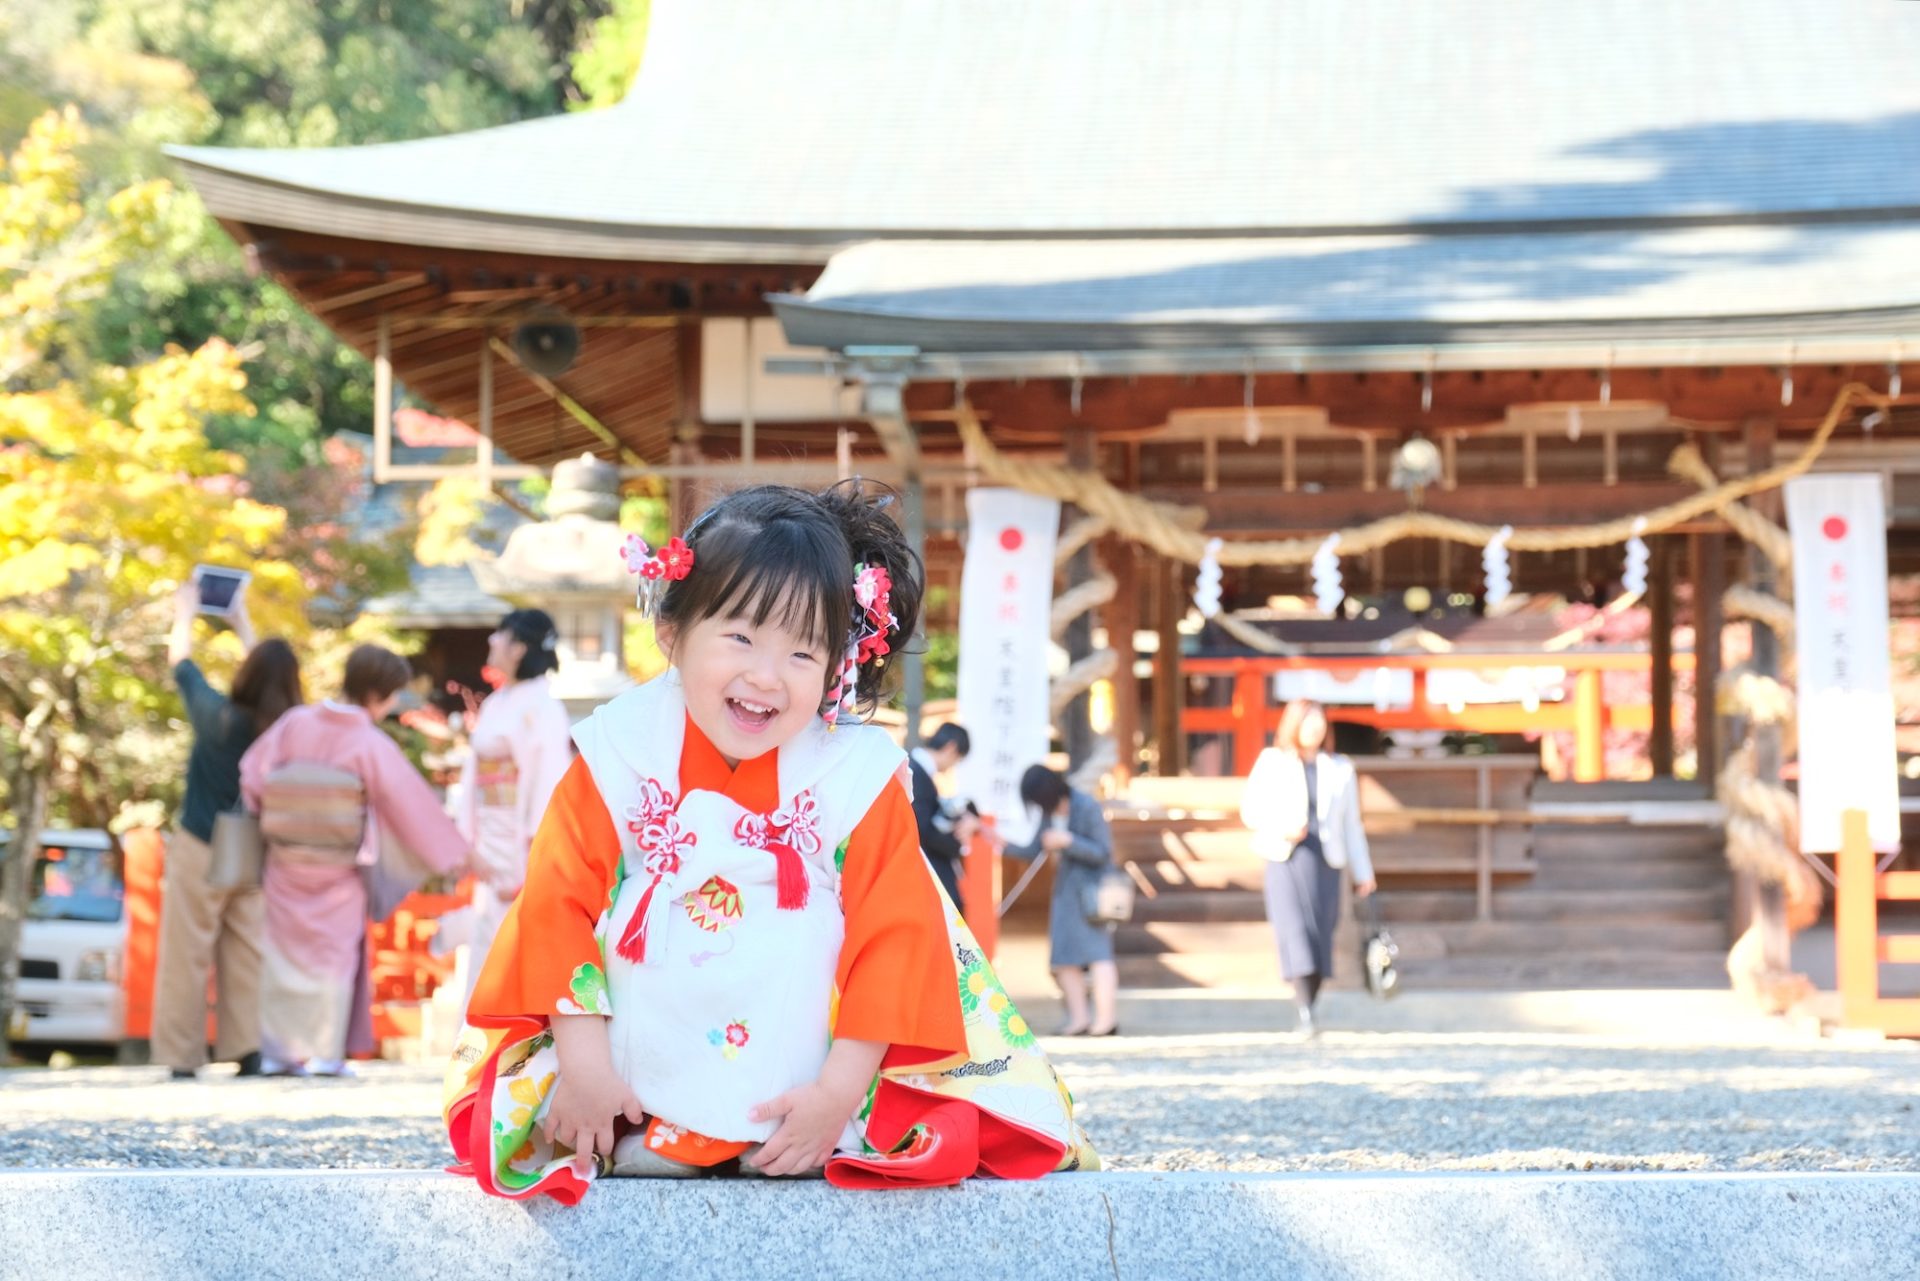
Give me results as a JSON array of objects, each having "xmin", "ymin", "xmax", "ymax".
[
  {"xmin": 454, "ymin": 609, "xmax": 574, "ymax": 1008},
  {"xmin": 1240, "ymin": 699, "xmax": 1375, "ymax": 1037}
]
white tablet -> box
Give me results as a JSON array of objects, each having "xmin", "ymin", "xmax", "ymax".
[{"xmin": 191, "ymin": 564, "xmax": 251, "ymax": 618}]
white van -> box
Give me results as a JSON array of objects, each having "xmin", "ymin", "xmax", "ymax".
[{"xmin": 5, "ymin": 830, "xmax": 127, "ymax": 1046}]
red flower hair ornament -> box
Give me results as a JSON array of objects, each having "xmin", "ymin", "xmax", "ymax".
[{"xmin": 621, "ymin": 533, "xmax": 695, "ymax": 617}]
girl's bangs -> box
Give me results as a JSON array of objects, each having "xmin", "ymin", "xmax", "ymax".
[{"xmin": 695, "ymin": 525, "xmax": 845, "ymax": 654}]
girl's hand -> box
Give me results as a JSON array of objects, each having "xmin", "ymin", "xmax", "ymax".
[
  {"xmin": 542, "ymin": 1016, "xmax": 644, "ymax": 1165},
  {"xmin": 540, "ymin": 1057, "xmax": 644, "ymax": 1165},
  {"xmin": 747, "ymin": 1080, "xmax": 859, "ymax": 1176},
  {"xmin": 1040, "ymin": 827, "xmax": 1074, "ymax": 853},
  {"xmin": 746, "ymin": 1036, "xmax": 883, "ymax": 1177},
  {"xmin": 1355, "ymin": 878, "xmax": 1378, "ymax": 898},
  {"xmin": 173, "ymin": 582, "xmax": 199, "ymax": 619}
]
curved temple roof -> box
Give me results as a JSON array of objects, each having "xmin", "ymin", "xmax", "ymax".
[
  {"xmin": 170, "ymin": 0, "xmax": 1920, "ymax": 263},
  {"xmin": 168, "ymin": 0, "xmax": 1920, "ymax": 367}
]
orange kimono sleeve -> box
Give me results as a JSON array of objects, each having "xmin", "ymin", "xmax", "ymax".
[
  {"xmin": 832, "ymin": 779, "xmax": 967, "ymax": 1065},
  {"xmin": 468, "ymin": 755, "xmax": 622, "ymax": 1023}
]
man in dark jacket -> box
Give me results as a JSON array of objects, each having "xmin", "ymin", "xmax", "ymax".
[{"xmin": 908, "ymin": 723, "xmax": 976, "ymax": 914}]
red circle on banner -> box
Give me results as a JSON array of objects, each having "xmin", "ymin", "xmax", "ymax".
[
  {"xmin": 999, "ymin": 527, "xmax": 1024, "ymax": 552},
  {"xmin": 1822, "ymin": 516, "xmax": 1848, "ymax": 540}
]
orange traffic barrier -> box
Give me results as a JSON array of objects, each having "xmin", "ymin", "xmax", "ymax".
[
  {"xmin": 960, "ymin": 818, "xmax": 1002, "ymax": 959},
  {"xmin": 119, "ymin": 828, "xmax": 165, "ymax": 1042},
  {"xmin": 1835, "ymin": 808, "xmax": 1920, "ymax": 1038}
]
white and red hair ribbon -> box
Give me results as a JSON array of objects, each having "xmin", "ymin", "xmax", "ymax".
[{"xmin": 824, "ymin": 562, "xmax": 894, "ymax": 729}]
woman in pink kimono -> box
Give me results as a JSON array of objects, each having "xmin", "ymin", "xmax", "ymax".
[
  {"xmin": 453, "ymin": 609, "xmax": 573, "ymax": 1008},
  {"xmin": 240, "ymin": 644, "xmax": 469, "ymax": 1076}
]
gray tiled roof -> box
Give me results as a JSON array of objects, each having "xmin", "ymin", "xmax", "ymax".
[
  {"xmin": 168, "ymin": 0, "xmax": 1920, "ymax": 260},
  {"xmin": 771, "ymin": 221, "xmax": 1920, "ymax": 356},
  {"xmin": 361, "ymin": 564, "xmax": 511, "ymax": 629}
]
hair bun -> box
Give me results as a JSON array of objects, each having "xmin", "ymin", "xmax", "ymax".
[{"xmin": 815, "ymin": 479, "xmax": 924, "ymax": 711}]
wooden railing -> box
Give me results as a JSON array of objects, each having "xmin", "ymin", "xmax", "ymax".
[
  {"xmin": 1118, "ymin": 758, "xmax": 1538, "ymax": 920},
  {"xmin": 1836, "ymin": 809, "xmax": 1920, "ymax": 1038},
  {"xmin": 1179, "ymin": 651, "xmax": 1696, "ymax": 782}
]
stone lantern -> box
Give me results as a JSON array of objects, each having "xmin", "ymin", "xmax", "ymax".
[{"xmin": 472, "ymin": 453, "xmax": 635, "ymax": 718}]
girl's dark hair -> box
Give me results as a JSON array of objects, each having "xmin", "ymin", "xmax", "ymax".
[
  {"xmin": 343, "ymin": 644, "xmax": 413, "ymax": 707},
  {"xmin": 229, "ymin": 639, "xmax": 304, "ymax": 737},
  {"xmin": 656, "ymin": 480, "xmax": 923, "ymax": 718},
  {"xmin": 1019, "ymin": 764, "xmax": 1071, "ymax": 814},
  {"xmin": 498, "ymin": 608, "xmax": 560, "ymax": 680}
]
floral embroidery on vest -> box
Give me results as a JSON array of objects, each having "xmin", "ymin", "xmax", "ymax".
[
  {"xmin": 707, "ymin": 1018, "xmax": 751, "ymax": 1061},
  {"xmin": 732, "ymin": 788, "xmax": 823, "ymax": 910},
  {"xmin": 613, "ymin": 779, "xmax": 695, "ymax": 963}
]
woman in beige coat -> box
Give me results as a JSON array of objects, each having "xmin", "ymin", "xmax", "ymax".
[{"xmin": 1240, "ymin": 699, "xmax": 1375, "ymax": 1037}]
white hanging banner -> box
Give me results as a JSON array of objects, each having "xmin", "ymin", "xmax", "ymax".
[
  {"xmin": 1785, "ymin": 475, "xmax": 1900, "ymax": 854},
  {"xmin": 955, "ymin": 487, "xmax": 1061, "ymax": 845}
]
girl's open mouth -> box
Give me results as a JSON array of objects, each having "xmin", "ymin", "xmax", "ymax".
[{"xmin": 726, "ymin": 697, "xmax": 779, "ymax": 732}]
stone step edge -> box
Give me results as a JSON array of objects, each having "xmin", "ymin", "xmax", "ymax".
[{"xmin": 0, "ymin": 1170, "xmax": 1913, "ymax": 1281}]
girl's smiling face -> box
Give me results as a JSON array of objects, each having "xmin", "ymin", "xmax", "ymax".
[{"xmin": 660, "ymin": 604, "xmax": 831, "ymax": 766}]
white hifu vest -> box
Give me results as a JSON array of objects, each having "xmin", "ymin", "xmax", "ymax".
[{"xmin": 571, "ymin": 674, "xmax": 905, "ymax": 1146}]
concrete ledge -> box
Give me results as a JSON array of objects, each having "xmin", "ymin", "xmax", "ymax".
[{"xmin": 4, "ymin": 1170, "xmax": 1918, "ymax": 1280}]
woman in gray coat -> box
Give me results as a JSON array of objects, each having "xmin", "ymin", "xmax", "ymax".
[
  {"xmin": 1005, "ymin": 765, "xmax": 1119, "ymax": 1036},
  {"xmin": 1241, "ymin": 699, "xmax": 1376, "ymax": 1038}
]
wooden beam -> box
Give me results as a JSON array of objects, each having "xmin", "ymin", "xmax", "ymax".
[
  {"xmin": 1649, "ymin": 534, "xmax": 1676, "ymax": 776},
  {"xmin": 1153, "ymin": 556, "xmax": 1186, "ymax": 776},
  {"xmin": 373, "ymin": 314, "xmax": 392, "ymax": 483},
  {"xmin": 1691, "ymin": 524, "xmax": 1726, "ymax": 784},
  {"xmin": 488, "ymin": 336, "xmax": 643, "ymax": 467},
  {"xmin": 1063, "ymin": 426, "xmax": 1097, "ymax": 770},
  {"xmin": 915, "ymin": 365, "xmax": 1902, "ymax": 436},
  {"xmin": 1573, "ymin": 668, "xmax": 1605, "ymax": 781},
  {"xmin": 1105, "ymin": 537, "xmax": 1141, "ymax": 783}
]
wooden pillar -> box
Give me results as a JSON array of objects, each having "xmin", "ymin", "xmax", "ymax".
[
  {"xmin": 1106, "ymin": 538, "xmax": 1141, "ymax": 782},
  {"xmin": 1233, "ymin": 670, "xmax": 1267, "ymax": 777},
  {"xmin": 372, "ymin": 314, "xmax": 392, "ymax": 484},
  {"xmin": 1062, "ymin": 427, "xmax": 1096, "ymax": 770},
  {"xmin": 1835, "ymin": 809, "xmax": 1879, "ymax": 1028},
  {"xmin": 668, "ymin": 320, "xmax": 704, "ymax": 531},
  {"xmin": 901, "ymin": 445, "xmax": 927, "ymax": 749},
  {"xmin": 1573, "ymin": 667, "xmax": 1605, "ymax": 782},
  {"xmin": 1744, "ymin": 416, "xmax": 1789, "ymax": 974},
  {"xmin": 1690, "ymin": 535, "xmax": 1725, "ymax": 783},
  {"xmin": 1649, "ymin": 534, "xmax": 1676, "ymax": 776},
  {"xmin": 1152, "ymin": 555, "xmax": 1187, "ymax": 775}
]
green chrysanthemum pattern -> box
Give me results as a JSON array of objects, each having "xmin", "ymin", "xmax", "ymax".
[
  {"xmin": 559, "ymin": 961, "xmax": 612, "ymax": 1017},
  {"xmin": 958, "ymin": 958, "xmax": 995, "ymax": 1015},
  {"xmin": 997, "ymin": 1003, "xmax": 1036, "ymax": 1048}
]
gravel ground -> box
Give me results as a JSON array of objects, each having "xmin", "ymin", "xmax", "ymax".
[{"xmin": 3, "ymin": 1030, "xmax": 1916, "ymax": 1174}]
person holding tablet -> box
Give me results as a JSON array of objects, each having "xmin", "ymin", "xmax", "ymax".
[{"xmin": 154, "ymin": 579, "xmax": 304, "ymax": 1079}]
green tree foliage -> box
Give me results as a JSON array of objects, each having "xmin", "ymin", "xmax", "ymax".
[
  {"xmin": 0, "ymin": 0, "xmax": 614, "ymax": 452},
  {"xmin": 0, "ymin": 112, "xmax": 312, "ymax": 1052},
  {"xmin": 571, "ymin": 0, "xmax": 649, "ymax": 110}
]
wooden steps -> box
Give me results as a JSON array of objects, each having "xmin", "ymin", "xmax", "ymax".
[{"xmin": 1099, "ymin": 777, "xmax": 1734, "ymax": 992}]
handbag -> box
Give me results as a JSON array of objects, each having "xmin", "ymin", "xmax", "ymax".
[
  {"xmin": 207, "ymin": 805, "xmax": 264, "ymax": 890},
  {"xmin": 364, "ymin": 829, "xmax": 437, "ymax": 923},
  {"xmin": 1358, "ymin": 894, "xmax": 1401, "ymax": 1000},
  {"xmin": 1082, "ymin": 866, "xmax": 1137, "ymax": 928}
]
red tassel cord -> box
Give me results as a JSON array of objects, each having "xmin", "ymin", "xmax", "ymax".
[
  {"xmin": 613, "ymin": 874, "xmax": 664, "ymax": 962},
  {"xmin": 767, "ymin": 840, "xmax": 810, "ymax": 911}
]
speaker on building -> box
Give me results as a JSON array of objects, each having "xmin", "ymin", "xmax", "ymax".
[{"xmin": 511, "ymin": 310, "xmax": 581, "ymax": 379}]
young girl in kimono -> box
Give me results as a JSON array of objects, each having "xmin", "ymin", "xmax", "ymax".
[
  {"xmin": 445, "ymin": 482, "xmax": 1096, "ymax": 1201},
  {"xmin": 451, "ymin": 608, "xmax": 574, "ymax": 1009}
]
